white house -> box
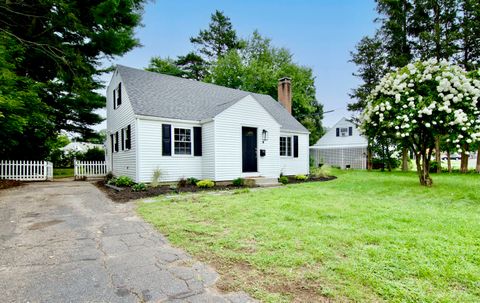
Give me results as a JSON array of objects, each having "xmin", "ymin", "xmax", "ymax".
[
  {"xmin": 61, "ymin": 142, "xmax": 104, "ymax": 153},
  {"xmin": 310, "ymin": 117, "xmax": 367, "ymax": 169},
  {"xmin": 105, "ymin": 65, "xmax": 309, "ymax": 183}
]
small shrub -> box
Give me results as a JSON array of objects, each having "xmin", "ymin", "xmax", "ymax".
[
  {"xmin": 177, "ymin": 178, "xmax": 187, "ymax": 188},
  {"xmin": 151, "ymin": 169, "xmax": 162, "ymax": 187},
  {"xmin": 295, "ymin": 174, "xmax": 308, "ymax": 181},
  {"xmin": 279, "ymin": 176, "xmax": 289, "ymax": 185},
  {"xmin": 232, "ymin": 177, "xmax": 245, "ymax": 187},
  {"xmin": 132, "ymin": 183, "xmax": 147, "ymax": 192},
  {"xmin": 105, "ymin": 172, "xmax": 114, "ymax": 182},
  {"xmin": 311, "ymin": 164, "xmax": 332, "ymax": 178},
  {"xmin": 429, "ymin": 161, "xmax": 439, "ymax": 173},
  {"xmin": 187, "ymin": 177, "xmax": 199, "ymax": 185},
  {"xmin": 115, "ymin": 176, "xmax": 134, "ymax": 187},
  {"xmin": 107, "ymin": 177, "xmax": 117, "ymax": 185},
  {"xmin": 196, "ymin": 179, "xmax": 215, "ymax": 188}
]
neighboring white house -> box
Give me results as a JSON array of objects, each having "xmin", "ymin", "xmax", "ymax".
[
  {"xmin": 105, "ymin": 65, "xmax": 309, "ymax": 183},
  {"xmin": 310, "ymin": 117, "xmax": 367, "ymax": 169},
  {"xmin": 61, "ymin": 142, "xmax": 104, "ymax": 153}
]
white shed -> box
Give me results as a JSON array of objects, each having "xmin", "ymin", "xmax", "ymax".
[
  {"xmin": 310, "ymin": 117, "xmax": 367, "ymax": 169},
  {"xmin": 105, "ymin": 66, "xmax": 310, "ymax": 182}
]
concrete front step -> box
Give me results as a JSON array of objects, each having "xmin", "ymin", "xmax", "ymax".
[{"xmin": 245, "ymin": 177, "xmax": 280, "ymax": 187}]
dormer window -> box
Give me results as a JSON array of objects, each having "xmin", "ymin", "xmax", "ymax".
[
  {"xmin": 113, "ymin": 83, "xmax": 122, "ymax": 109},
  {"xmin": 336, "ymin": 127, "xmax": 353, "ymax": 137}
]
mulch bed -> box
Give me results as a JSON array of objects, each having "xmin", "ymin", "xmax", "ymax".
[
  {"xmin": 286, "ymin": 175, "xmax": 337, "ymax": 184},
  {"xmin": 95, "ymin": 181, "xmax": 243, "ymax": 203},
  {"xmin": 95, "ymin": 176, "xmax": 337, "ymax": 203},
  {"xmin": 0, "ymin": 180, "xmax": 24, "ymax": 190}
]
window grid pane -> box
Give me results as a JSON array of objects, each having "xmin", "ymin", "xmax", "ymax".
[{"xmin": 174, "ymin": 128, "xmax": 191, "ymax": 155}]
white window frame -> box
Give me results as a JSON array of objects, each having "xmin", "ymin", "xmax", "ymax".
[
  {"xmin": 122, "ymin": 126, "xmax": 131, "ymax": 151},
  {"xmin": 173, "ymin": 127, "xmax": 192, "ymax": 156},
  {"xmin": 280, "ymin": 136, "xmax": 292, "ymax": 157}
]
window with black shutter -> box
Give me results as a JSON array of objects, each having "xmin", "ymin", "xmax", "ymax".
[
  {"xmin": 162, "ymin": 124, "xmax": 171, "ymax": 156},
  {"xmin": 121, "ymin": 129, "xmax": 125, "ymax": 151},
  {"xmin": 117, "ymin": 83, "xmax": 122, "ymax": 106},
  {"xmin": 293, "ymin": 135, "xmax": 299, "ymax": 158},
  {"xmin": 193, "ymin": 127, "xmax": 202, "ymax": 156},
  {"xmin": 125, "ymin": 125, "xmax": 131, "ymax": 150},
  {"xmin": 336, "ymin": 128, "xmax": 340, "ymax": 137}
]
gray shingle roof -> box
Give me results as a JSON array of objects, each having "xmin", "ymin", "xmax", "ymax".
[{"xmin": 117, "ymin": 65, "xmax": 308, "ymax": 133}]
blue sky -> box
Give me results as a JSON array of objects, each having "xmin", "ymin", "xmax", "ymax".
[{"xmin": 102, "ymin": 0, "xmax": 378, "ymax": 127}]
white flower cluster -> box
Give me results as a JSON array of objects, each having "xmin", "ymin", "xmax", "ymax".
[{"xmin": 360, "ymin": 59, "xmax": 480, "ymax": 152}]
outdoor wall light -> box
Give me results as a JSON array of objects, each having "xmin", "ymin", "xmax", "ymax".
[{"xmin": 262, "ymin": 129, "xmax": 268, "ymax": 143}]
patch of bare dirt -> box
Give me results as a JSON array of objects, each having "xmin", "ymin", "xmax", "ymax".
[
  {"xmin": 95, "ymin": 181, "xmax": 171, "ymax": 203},
  {"xmin": 0, "ymin": 180, "xmax": 24, "ymax": 190},
  {"xmin": 201, "ymin": 257, "xmax": 334, "ymax": 303}
]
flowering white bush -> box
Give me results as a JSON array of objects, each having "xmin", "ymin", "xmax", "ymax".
[{"xmin": 360, "ymin": 59, "xmax": 480, "ymax": 185}]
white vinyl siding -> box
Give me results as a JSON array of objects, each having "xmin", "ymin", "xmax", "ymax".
[
  {"xmin": 279, "ymin": 132, "xmax": 309, "ymax": 176},
  {"xmin": 214, "ymin": 95, "xmax": 281, "ymax": 180},
  {"xmin": 201, "ymin": 121, "xmax": 215, "ymax": 179},
  {"xmin": 106, "ymin": 72, "xmax": 136, "ymax": 180},
  {"xmin": 137, "ymin": 118, "xmax": 203, "ymax": 182}
]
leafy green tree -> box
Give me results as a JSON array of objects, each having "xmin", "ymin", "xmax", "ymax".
[
  {"xmin": 176, "ymin": 52, "xmax": 208, "ymax": 80},
  {"xmin": 349, "ymin": 34, "xmax": 387, "ymax": 113},
  {"xmin": 360, "ymin": 59, "xmax": 480, "ymax": 186},
  {"xmin": 207, "ymin": 32, "xmax": 324, "ymax": 144},
  {"xmin": 146, "ymin": 57, "xmax": 185, "ymax": 77},
  {"xmin": 190, "ymin": 10, "xmax": 243, "ymax": 60},
  {"xmin": 0, "ymin": 0, "xmax": 147, "ymax": 159}
]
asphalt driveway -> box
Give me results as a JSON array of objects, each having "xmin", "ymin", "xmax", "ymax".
[{"xmin": 0, "ymin": 181, "xmax": 253, "ymax": 303}]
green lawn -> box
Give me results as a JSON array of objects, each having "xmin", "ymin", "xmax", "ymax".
[
  {"xmin": 53, "ymin": 168, "xmax": 74, "ymax": 179},
  {"xmin": 138, "ymin": 171, "xmax": 480, "ymax": 302}
]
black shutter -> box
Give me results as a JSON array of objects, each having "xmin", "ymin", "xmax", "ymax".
[
  {"xmin": 126, "ymin": 125, "xmax": 131, "ymax": 149},
  {"xmin": 115, "ymin": 132, "xmax": 119, "ymax": 152},
  {"xmin": 113, "ymin": 89, "xmax": 116, "ymax": 109},
  {"xmin": 193, "ymin": 127, "xmax": 202, "ymax": 156},
  {"xmin": 121, "ymin": 129, "xmax": 125, "ymax": 150},
  {"xmin": 117, "ymin": 83, "xmax": 122, "ymax": 106},
  {"xmin": 162, "ymin": 124, "xmax": 171, "ymax": 156},
  {"xmin": 349, "ymin": 126, "xmax": 353, "ymax": 136},
  {"xmin": 336, "ymin": 128, "xmax": 340, "ymax": 137},
  {"xmin": 110, "ymin": 134, "xmax": 114, "ymax": 152},
  {"xmin": 293, "ymin": 135, "xmax": 299, "ymax": 158}
]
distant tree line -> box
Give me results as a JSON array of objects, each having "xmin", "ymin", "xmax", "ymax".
[
  {"xmin": 146, "ymin": 11, "xmax": 324, "ymax": 145},
  {"xmin": 350, "ymin": 0, "xmax": 480, "ymax": 173}
]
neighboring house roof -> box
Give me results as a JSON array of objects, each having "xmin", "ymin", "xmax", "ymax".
[
  {"xmin": 61, "ymin": 142, "xmax": 104, "ymax": 153},
  {"xmin": 312, "ymin": 117, "xmax": 368, "ymax": 148},
  {"xmin": 116, "ymin": 65, "xmax": 308, "ymax": 133}
]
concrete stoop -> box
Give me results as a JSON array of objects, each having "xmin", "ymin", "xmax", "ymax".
[{"xmin": 245, "ymin": 177, "xmax": 280, "ymax": 187}]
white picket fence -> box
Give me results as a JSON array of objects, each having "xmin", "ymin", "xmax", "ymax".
[
  {"xmin": 74, "ymin": 160, "xmax": 108, "ymax": 179},
  {"xmin": 0, "ymin": 160, "xmax": 53, "ymax": 181}
]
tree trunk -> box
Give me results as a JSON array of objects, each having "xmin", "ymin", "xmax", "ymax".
[
  {"xmin": 460, "ymin": 150, "xmax": 469, "ymax": 173},
  {"xmin": 417, "ymin": 149, "xmax": 433, "ymax": 187},
  {"xmin": 367, "ymin": 148, "xmax": 373, "ymax": 171},
  {"xmin": 435, "ymin": 136, "xmax": 441, "ymax": 173},
  {"xmin": 476, "ymin": 146, "xmax": 480, "ymax": 173},
  {"xmin": 447, "ymin": 150, "xmax": 452, "ymax": 173},
  {"xmin": 402, "ymin": 147, "xmax": 409, "ymax": 171}
]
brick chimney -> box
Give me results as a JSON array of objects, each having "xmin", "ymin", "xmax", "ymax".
[{"xmin": 278, "ymin": 77, "xmax": 292, "ymax": 113}]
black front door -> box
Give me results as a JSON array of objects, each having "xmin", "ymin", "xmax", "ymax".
[{"xmin": 242, "ymin": 127, "xmax": 257, "ymax": 172}]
